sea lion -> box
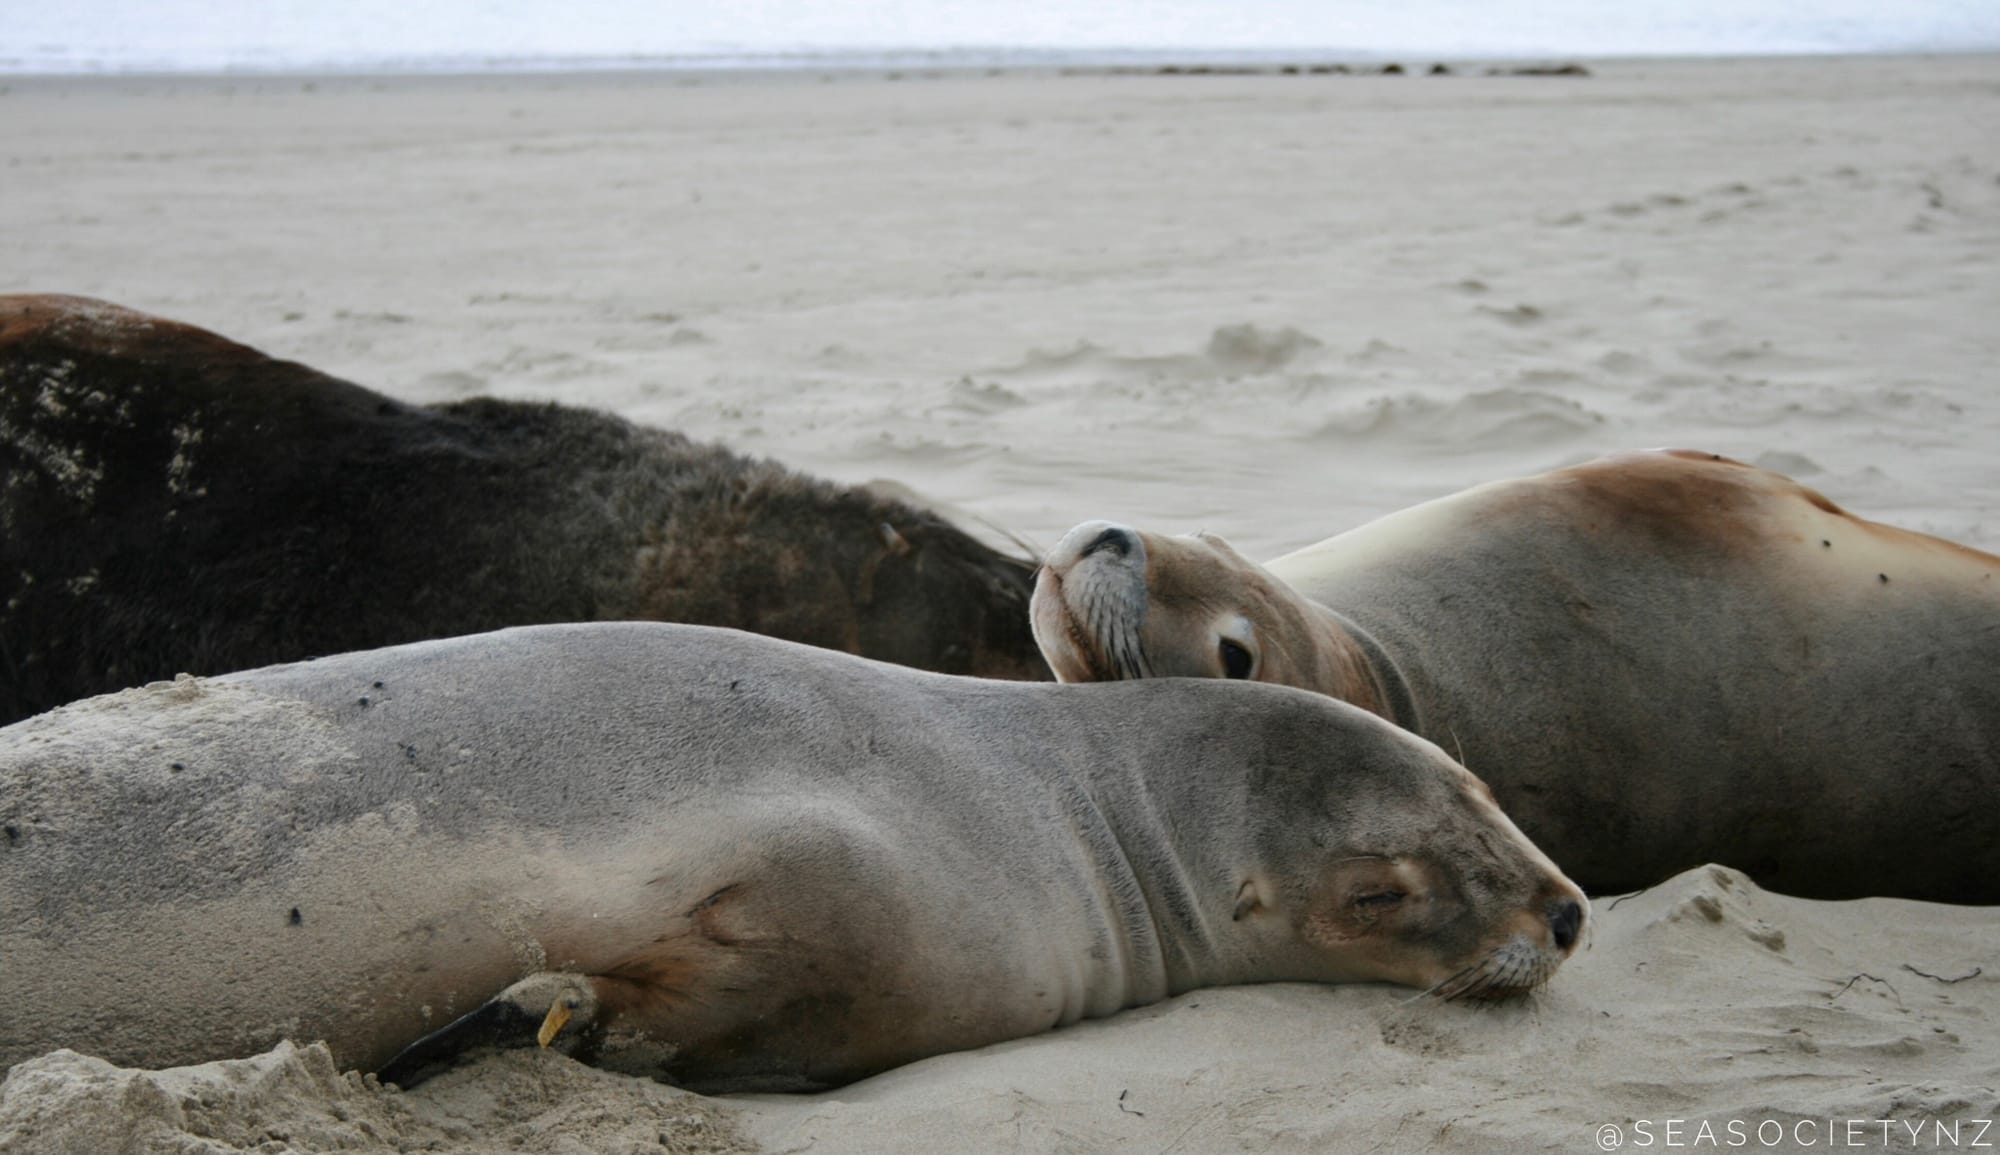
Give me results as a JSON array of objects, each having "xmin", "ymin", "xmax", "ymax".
[
  {"xmin": 0, "ymin": 623, "xmax": 1585, "ymax": 1092},
  {"xmin": 1032, "ymin": 449, "xmax": 2000, "ymax": 903},
  {"xmin": 0, "ymin": 294, "xmax": 1047, "ymax": 727}
]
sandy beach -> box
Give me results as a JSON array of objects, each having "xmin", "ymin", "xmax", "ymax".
[
  {"xmin": 2, "ymin": 52, "xmax": 1998, "ymax": 1153},
  {"xmin": 7, "ymin": 54, "xmax": 1997, "ymax": 556}
]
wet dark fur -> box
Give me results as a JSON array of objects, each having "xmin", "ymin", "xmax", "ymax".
[{"xmin": 0, "ymin": 295, "xmax": 1047, "ymax": 723}]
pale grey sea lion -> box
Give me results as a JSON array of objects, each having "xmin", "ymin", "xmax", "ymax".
[
  {"xmin": 0, "ymin": 623, "xmax": 1584, "ymax": 1092},
  {"xmin": 1032, "ymin": 449, "xmax": 2000, "ymax": 902}
]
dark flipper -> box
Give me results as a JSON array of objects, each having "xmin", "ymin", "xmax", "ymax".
[
  {"xmin": 376, "ymin": 998, "xmax": 544, "ymax": 1088},
  {"xmin": 376, "ymin": 972, "xmax": 602, "ymax": 1089}
]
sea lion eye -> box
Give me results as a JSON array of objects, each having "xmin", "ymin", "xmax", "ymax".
[
  {"xmin": 1219, "ymin": 639, "xmax": 1253, "ymax": 679},
  {"xmin": 1355, "ymin": 890, "xmax": 1406, "ymax": 909}
]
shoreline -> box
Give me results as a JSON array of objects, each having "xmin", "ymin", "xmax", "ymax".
[
  {"xmin": 0, "ymin": 45, "xmax": 1992, "ymax": 80},
  {"xmin": 3, "ymin": 46, "xmax": 1995, "ymax": 88}
]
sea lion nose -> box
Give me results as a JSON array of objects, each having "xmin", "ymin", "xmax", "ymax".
[
  {"xmin": 1083, "ymin": 525, "xmax": 1136, "ymax": 559},
  {"xmin": 1547, "ymin": 897, "xmax": 1583, "ymax": 952},
  {"xmin": 1047, "ymin": 520, "xmax": 1144, "ymax": 570}
]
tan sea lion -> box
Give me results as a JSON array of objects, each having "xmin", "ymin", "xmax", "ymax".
[
  {"xmin": 0, "ymin": 294, "xmax": 1047, "ymax": 727},
  {"xmin": 0, "ymin": 623, "xmax": 1585, "ymax": 1092},
  {"xmin": 1032, "ymin": 449, "xmax": 2000, "ymax": 903}
]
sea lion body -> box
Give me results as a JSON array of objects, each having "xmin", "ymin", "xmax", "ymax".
[
  {"xmin": 0, "ymin": 624, "xmax": 1582, "ymax": 1091},
  {"xmin": 1034, "ymin": 450, "xmax": 2000, "ymax": 902},
  {"xmin": 0, "ymin": 294, "xmax": 1046, "ymax": 727}
]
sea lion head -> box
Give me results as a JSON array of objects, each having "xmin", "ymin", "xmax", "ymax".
[
  {"xmin": 853, "ymin": 516, "xmax": 1051, "ymax": 681},
  {"xmin": 632, "ymin": 476, "xmax": 1052, "ymax": 682},
  {"xmin": 1220, "ymin": 692, "xmax": 1587, "ymax": 999},
  {"xmin": 1033, "ymin": 520, "xmax": 1353, "ymax": 694}
]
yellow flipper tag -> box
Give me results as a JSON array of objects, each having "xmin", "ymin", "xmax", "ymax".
[{"xmin": 537, "ymin": 1000, "xmax": 573, "ymax": 1048}]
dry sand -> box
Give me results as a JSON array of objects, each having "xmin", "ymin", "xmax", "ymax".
[
  {"xmin": 5, "ymin": 55, "xmax": 1997, "ymax": 557},
  {"xmin": 2, "ymin": 53, "xmax": 1997, "ymax": 1152}
]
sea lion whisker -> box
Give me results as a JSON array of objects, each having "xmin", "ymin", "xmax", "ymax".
[
  {"xmin": 1424, "ymin": 957, "xmax": 1494, "ymax": 1003},
  {"xmin": 1128, "ymin": 632, "xmax": 1154, "ymax": 679},
  {"xmin": 1103, "ymin": 612, "xmax": 1149, "ymax": 680},
  {"xmin": 1100, "ymin": 614, "xmax": 1127, "ymax": 670},
  {"xmin": 1447, "ymin": 942, "xmax": 1550, "ymax": 1003},
  {"xmin": 1461, "ymin": 957, "xmax": 1501, "ymax": 994},
  {"xmin": 1441, "ymin": 966, "xmax": 1495, "ymax": 1003},
  {"xmin": 1084, "ymin": 588, "xmax": 1127, "ymax": 675},
  {"xmin": 1402, "ymin": 976, "xmax": 1462, "ymax": 1006},
  {"xmin": 1412, "ymin": 961, "xmax": 1480, "ymax": 1001},
  {"xmin": 1117, "ymin": 630, "xmax": 1152, "ymax": 680}
]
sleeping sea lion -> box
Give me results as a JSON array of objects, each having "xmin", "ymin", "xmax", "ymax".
[{"xmin": 0, "ymin": 623, "xmax": 1584, "ymax": 1092}]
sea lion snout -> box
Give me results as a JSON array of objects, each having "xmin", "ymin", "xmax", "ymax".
[
  {"xmin": 1395, "ymin": 757, "xmax": 1590, "ymax": 998},
  {"xmin": 1035, "ymin": 521, "xmax": 1270, "ymax": 684},
  {"xmin": 1082, "ymin": 524, "xmax": 1137, "ymax": 559},
  {"xmin": 1548, "ymin": 896, "xmax": 1584, "ymax": 953},
  {"xmin": 1410, "ymin": 874, "xmax": 1588, "ymax": 1001},
  {"xmin": 1046, "ymin": 519, "xmax": 1143, "ymax": 569},
  {"xmin": 1279, "ymin": 840, "xmax": 1583, "ymax": 1001},
  {"xmin": 1033, "ymin": 520, "xmax": 1155, "ymax": 681},
  {"xmin": 1448, "ymin": 761, "xmax": 1591, "ymax": 966},
  {"xmin": 1234, "ymin": 706, "xmax": 1588, "ymax": 1004}
]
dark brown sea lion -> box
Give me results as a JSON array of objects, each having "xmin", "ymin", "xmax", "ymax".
[
  {"xmin": 1032, "ymin": 450, "xmax": 2000, "ymax": 902},
  {"xmin": 0, "ymin": 623, "xmax": 1585, "ymax": 1092},
  {"xmin": 0, "ymin": 294, "xmax": 1047, "ymax": 726}
]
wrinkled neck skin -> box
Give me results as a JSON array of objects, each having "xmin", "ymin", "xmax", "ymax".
[
  {"xmin": 1301, "ymin": 601, "xmax": 1422, "ymax": 737},
  {"xmin": 1058, "ymin": 756, "xmax": 1255, "ymax": 1007}
]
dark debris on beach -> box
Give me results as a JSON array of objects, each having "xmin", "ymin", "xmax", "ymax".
[{"xmin": 1074, "ymin": 61, "xmax": 1592, "ymax": 79}]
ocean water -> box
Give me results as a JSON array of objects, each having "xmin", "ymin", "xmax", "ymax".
[{"xmin": 4, "ymin": 0, "xmax": 1997, "ymax": 74}]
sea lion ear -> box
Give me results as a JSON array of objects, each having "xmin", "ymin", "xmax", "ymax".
[
  {"xmin": 1190, "ymin": 529, "xmax": 1247, "ymax": 558},
  {"xmin": 879, "ymin": 523, "xmax": 913, "ymax": 556},
  {"xmin": 1232, "ymin": 879, "xmax": 1266, "ymax": 921}
]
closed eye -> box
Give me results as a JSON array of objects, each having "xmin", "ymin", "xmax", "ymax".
[
  {"xmin": 1219, "ymin": 639, "xmax": 1254, "ymax": 679},
  {"xmin": 1355, "ymin": 890, "xmax": 1406, "ymax": 909}
]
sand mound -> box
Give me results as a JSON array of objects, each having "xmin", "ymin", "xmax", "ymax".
[
  {"xmin": 1304, "ymin": 387, "xmax": 1607, "ymax": 449},
  {"xmin": 988, "ymin": 323, "xmax": 1326, "ymax": 386},
  {"xmin": 0, "ymin": 1041, "xmax": 749, "ymax": 1155}
]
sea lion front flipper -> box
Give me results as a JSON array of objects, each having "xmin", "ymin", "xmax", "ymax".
[{"xmin": 376, "ymin": 971, "xmax": 602, "ymax": 1088}]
